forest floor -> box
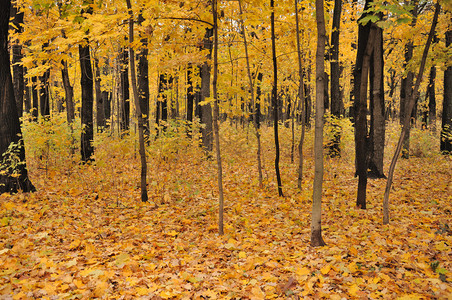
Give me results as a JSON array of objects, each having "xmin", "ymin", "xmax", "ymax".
[{"xmin": 1, "ymin": 118, "xmax": 451, "ymax": 299}]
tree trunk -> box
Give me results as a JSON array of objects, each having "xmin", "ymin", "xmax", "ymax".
[
  {"xmin": 368, "ymin": 25, "xmax": 386, "ymax": 179},
  {"xmin": 200, "ymin": 28, "xmax": 213, "ymax": 152},
  {"xmin": 120, "ymin": 47, "xmax": 130, "ymax": 133},
  {"xmin": 238, "ymin": 0, "xmax": 263, "ymax": 187},
  {"xmin": 441, "ymin": 23, "xmax": 452, "ymax": 154},
  {"xmin": 31, "ymin": 76, "xmax": 38, "ymax": 121},
  {"xmin": 271, "ymin": 0, "xmax": 283, "ymax": 197},
  {"xmin": 186, "ymin": 66, "xmax": 194, "ymax": 123},
  {"xmin": 61, "ymin": 60, "xmax": 74, "ymax": 124},
  {"xmin": 400, "ymin": 0, "xmax": 418, "ymax": 159},
  {"xmin": 125, "ymin": 0, "xmax": 148, "ymax": 203},
  {"xmin": 39, "ymin": 67, "xmax": 50, "ymax": 119},
  {"xmin": 24, "ymin": 68, "xmax": 31, "ymax": 114},
  {"xmin": 94, "ymin": 57, "xmax": 105, "ymax": 131},
  {"xmin": 79, "ymin": 6, "xmax": 94, "ymax": 163},
  {"xmin": 211, "ymin": 0, "xmax": 224, "ymax": 234},
  {"xmin": 311, "ymin": 0, "xmax": 326, "ymax": 247},
  {"xmin": 137, "ymin": 14, "xmax": 150, "ymax": 138},
  {"xmin": 295, "ymin": 0, "xmax": 306, "ymax": 189},
  {"xmin": 328, "ymin": 0, "xmax": 343, "ymax": 157},
  {"xmin": 354, "ymin": 0, "xmax": 376, "ymax": 209},
  {"xmin": 0, "ymin": 0, "xmax": 35, "ymax": 193},
  {"xmin": 384, "ymin": 2, "xmax": 440, "ymax": 224},
  {"xmin": 10, "ymin": 2, "xmax": 24, "ymax": 118},
  {"xmin": 427, "ymin": 66, "xmax": 436, "ymax": 132}
]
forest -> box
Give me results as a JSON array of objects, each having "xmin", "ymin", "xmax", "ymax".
[{"xmin": 0, "ymin": 0, "xmax": 451, "ymax": 298}]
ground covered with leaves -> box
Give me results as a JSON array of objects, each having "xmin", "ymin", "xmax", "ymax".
[{"xmin": 1, "ymin": 118, "xmax": 451, "ymax": 299}]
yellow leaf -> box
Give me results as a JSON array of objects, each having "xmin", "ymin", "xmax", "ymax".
[
  {"xmin": 348, "ymin": 284, "xmax": 359, "ymax": 296},
  {"xmin": 349, "ymin": 246, "xmax": 358, "ymax": 256},
  {"xmin": 238, "ymin": 251, "xmax": 246, "ymax": 259},
  {"xmin": 165, "ymin": 230, "xmax": 178, "ymax": 237},
  {"xmin": 250, "ymin": 286, "xmax": 266, "ymax": 300},
  {"xmin": 69, "ymin": 239, "xmax": 81, "ymax": 250},
  {"xmin": 435, "ymin": 242, "xmax": 449, "ymax": 251},
  {"xmin": 348, "ymin": 262, "xmax": 358, "ymax": 273},
  {"xmin": 296, "ymin": 266, "xmax": 311, "ymax": 277},
  {"xmin": 320, "ymin": 264, "xmax": 331, "ymax": 275},
  {"xmin": 136, "ymin": 287, "xmax": 150, "ymax": 296}
]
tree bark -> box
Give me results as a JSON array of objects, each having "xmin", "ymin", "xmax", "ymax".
[
  {"xmin": 125, "ymin": 0, "xmax": 148, "ymax": 203},
  {"xmin": 212, "ymin": 0, "xmax": 224, "ymax": 234},
  {"xmin": 368, "ymin": 25, "xmax": 386, "ymax": 179},
  {"xmin": 328, "ymin": 0, "xmax": 343, "ymax": 157},
  {"xmin": 427, "ymin": 65, "xmax": 436, "ymax": 132},
  {"xmin": 295, "ymin": 0, "xmax": 306, "ymax": 189},
  {"xmin": 0, "ymin": 0, "xmax": 35, "ymax": 193},
  {"xmin": 441, "ymin": 22, "xmax": 452, "ymax": 153},
  {"xmin": 238, "ymin": 0, "xmax": 263, "ymax": 187},
  {"xmin": 39, "ymin": 66, "xmax": 50, "ymax": 119},
  {"xmin": 311, "ymin": 0, "xmax": 326, "ymax": 247},
  {"xmin": 200, "ymin": 28, "xmax": 213, "ymax": 152},
  {"xmin": 138, "ymin": 12, "xmax": 150, "ymax": 138},
  {"xmin": 120, "ymin": 47, "xmax": 130, "ymax": 133},
  {"xmin": 400, "ymin": 0, "xmax": 418, "ymax": 159},
  {"xmin": 383, "ymin": 1, "xmax": 440, "ymax": 224},
  {"xmin": 31, "ymin": 76, "xmax": 38, "ymax": 121},
  {"xmin": 61, "ymin": 60, "xmax": 74, "ymax": 124},
  {"xmin": 79, "ymin": 3, "xmax": 94, "ymax": 162},
  {"xmin": 10, "ymin": 2, "xmax": 24, "ymax": 118},
  {"xmin": 271, "ymin": 0, "xmax": 283, "ymax": 197},
  {"xmin": 94, "ymin": 56, "xmax": 105, "ymax": 131}
]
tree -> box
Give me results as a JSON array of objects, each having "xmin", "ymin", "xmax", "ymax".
[
  {"xmin": 79, "ymin": 2, "xmax": 94, "ymax": 162},
  {"xmin": 212, "ymin": 0, "xmax": 224, "ymax": 234},
  {"xmin": 353, "ymin": 0, "xmax": 374, "ymax": 209},
  {"xmin": 238, "ymin": 0, "xmax": 263, "ymax": 187},
  {"xmin": 383, "ymin": 1, "xmax": 440, "ymax": 224},
  {"xmin": 125, "ymin": 0, "xmax": 148, "ymax": 203},
  {"xmin": 120, "ymin": 46, "xmax": 130, "ymax": 133},
  {"xmin": 311, "ymin": 0, "xmax": 326, "ymax": 247},
  {"xmin": 441, "ymin": 22, "xmax": 452, "ymax": 153},
  {"xmin": 199, "ymin": 27, "xmax": 214, "ymax": 152},
  {"xmin": 270, "ymin": 0, "xmax": 283, "ymax": 197},
  {"xmin": 94, "ymin": 56, "xmax": 106, "ymax": 131},
  {"xmin": 137, "ymin": 12, "xmax": 150, "ymax": 138},
  {"xmin": 328, "ymin": 0, "xmax": 343, "ymax": 157},
  {"xmin": 0, "ymin": 0, "xmax": 34, "ymax": 193},
  {"xmin": 10, "ymin": 1, "xmax": 24, "ymax": 118},
  {"xmin": 399, "ymin": 0, "xmax": 418, "ymax": 159},
  {"xmin": 368, "ymin": 23, "xmax": 386, "ymax": 179}
]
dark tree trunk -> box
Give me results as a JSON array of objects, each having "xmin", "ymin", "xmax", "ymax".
[
  {"xmin": 200, "ymin": 28, "xmax": 213, "ymax": 152},
  {"xmin": 61, "ymin": 60, "xmax": 74, "ymax": 123},
  {"xmin": 271, "ymin": 0, "xmax": 283, "ymax": 197},
  {"xmin": 94, "ymin": 57, "xmax": 105, "ymax": 131},
  {"xmin": 31, "ymin": 76, "xmax": 38, "ymax": 121},
  {"xmin": 368, "ymin": 25, "xmax": 386, "ymax": 179},
  {"xmin": 79, "ymin": 42, "xmax": 94, "ymax": 162},
  {"xmin": 157, "ymin": 73, "xmax": 169, "ymax": 128},
  {"xmin": 400, "ymin": 1, "xmax": 418, "ymax": 158},
  {"xmin": 39, "ymin": 67, "xmax": 50, "ymax": 119},
  {"xmin": 120, "ymin": 47, "xmax": 130, "ymax": 132},
  {"xmin": 441, "ymin": 25, "xmax": 452, "ymax": 154},
  {"xmin": 137, "ymin": 13, "xmax": 150, "ymax": 137},
  {"xmin": 328, "ymin": 0, "xmax": 343, "ymax": 157},
  {"xmin": 10, "ymin": 2, "xmax": 24, "ymax": 118},
  {"xmin": 427, "ymin": 66, "xmax": 436, "ymax": 131},
  {"xmin": 24, "ymin": 68, "xmax": 31, "ymax": 113},
  {"xmin": 256, "ymin": 72, "xmax": 263, "ymax": 130},
  {"xmin": 353, "ymin": 0, "xmax": 374, "ymax": 209},
  {"xmin": 0, "ymin": 0, "xmax": 34, "ymax": 193},
  {"xmin": 186, "ymin": 66, "xmax": 194, "ymax": 123}
]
